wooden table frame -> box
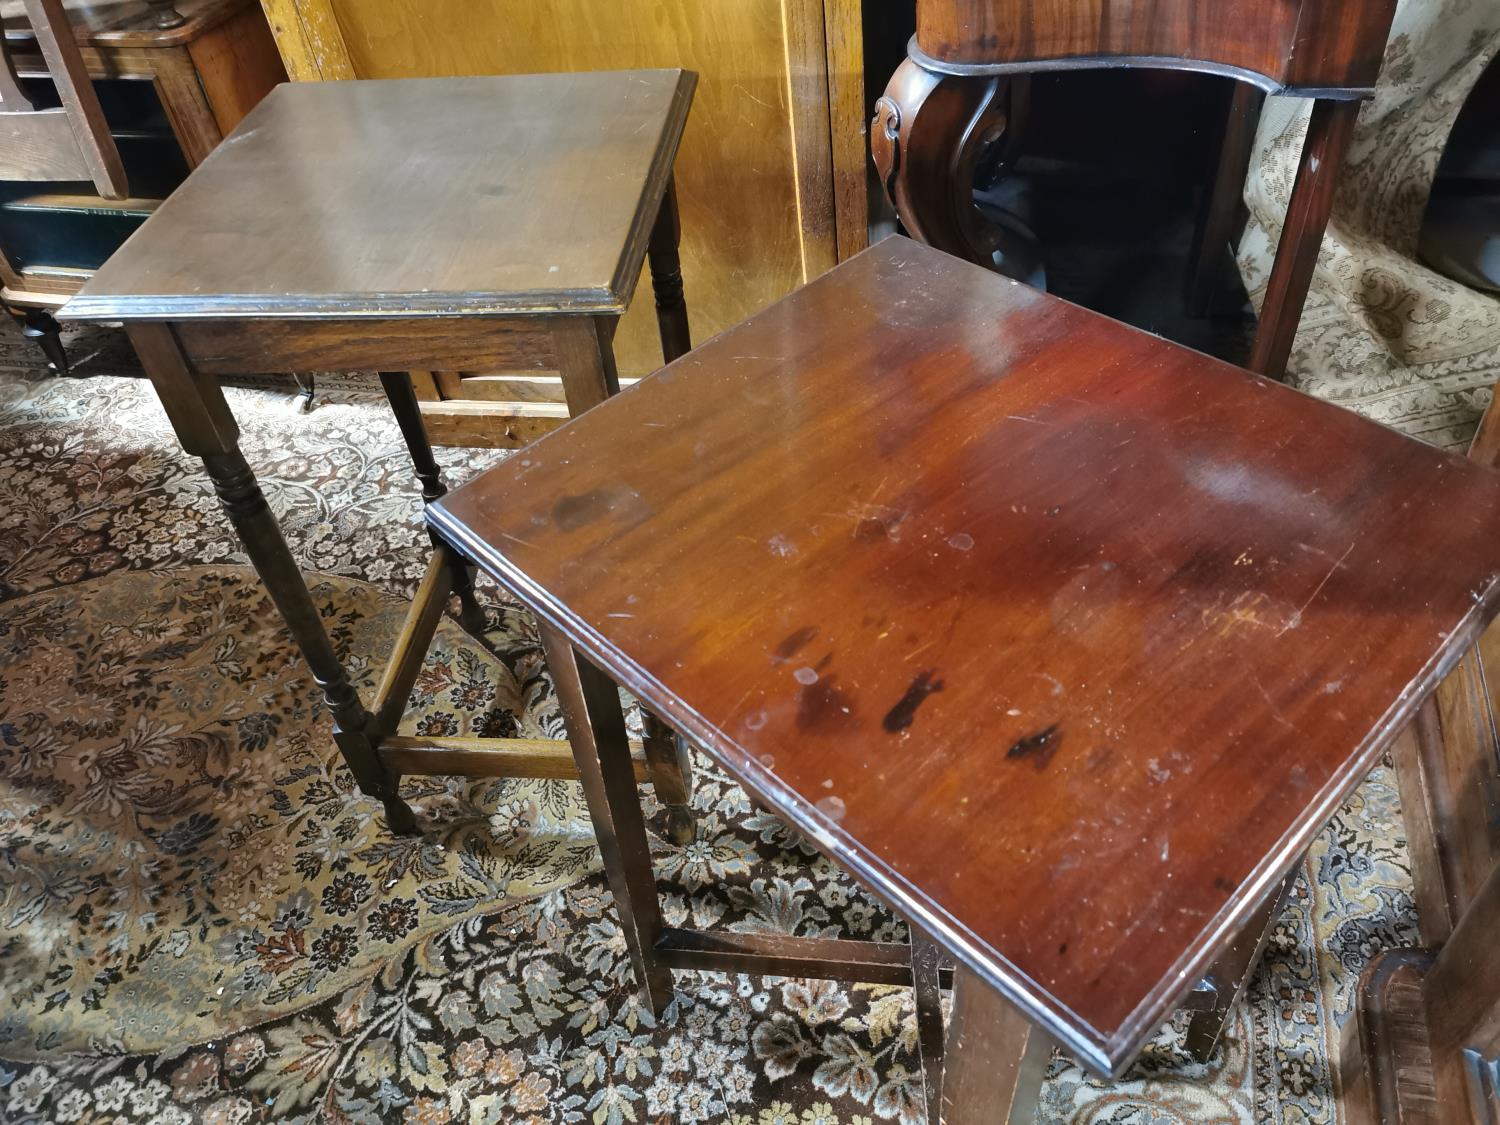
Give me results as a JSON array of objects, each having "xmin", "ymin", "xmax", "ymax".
[
  {"xmin": 100, "ymin": 180, "xmax": 697, "ymax": 837},
  {"xmin": 523, "ymin": 619, "xmax": 1304, "ymax": 1121}
]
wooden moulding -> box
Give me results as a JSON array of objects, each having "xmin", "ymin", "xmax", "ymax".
[{"xmin": 174, "ymin": 316, "xmax": 558, "ymax": 375}]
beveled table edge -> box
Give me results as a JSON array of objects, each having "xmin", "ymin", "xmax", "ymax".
[
  {"xmin": 56, "ymin": 290, "xmax": 629, "ymax": 323},
  {"xmin": 433, "ymin": 483, "xmax": 1500, "ymax": 1073},
  {"xmin": 57, "ymin": 68, "xmax": 698, "ymax": 327}
]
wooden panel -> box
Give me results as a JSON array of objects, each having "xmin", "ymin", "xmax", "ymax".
[
  {"xmin": 824, "ymin": 0, "xmax": 868, "ymax": 262},
  {"xmin": 316, "ymin": 0, "xmax": 836, "ymax": 375},
  {"xmin": 174, "ymin": 316, "xmax": 556, "ymax": 375},
  {"xmin": 187, "ymin": 0, "xmax": 285, "ymax": 132},
  {"xmin": 0, "ymin": 110, "xmax": 93, "ymax": 179},
  {"xmin": 428, "ymin": 237, "xmax": 1500, "ymax": 1074},
  {"xmin": 915, "ymin": 0, "xmax": 1397, "ymax": 94},
  {"xmin": 0, "ymin": 0, "xmax": 251, "ymax": 48},
  {"xmin": 255, "ymin": 0, "xmax": 350, "ymax": 79},
  {"xmin": 416, "ymin": 399, "xmax": 567, "ymax": 449}
]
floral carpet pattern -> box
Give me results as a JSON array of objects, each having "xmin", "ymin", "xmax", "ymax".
[{"xmin": 0, "ymin": 331, "xmax": 1424, "ymax": 1122}]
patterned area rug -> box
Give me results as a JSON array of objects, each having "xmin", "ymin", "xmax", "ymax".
[{"xmin": 0, "ymin": 329, "xmax": 1423, "ymax": 1123}]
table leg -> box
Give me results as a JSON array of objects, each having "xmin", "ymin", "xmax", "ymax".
[
  {"xmin": 1186, "ymin": 866, "xmax": 1298, "ymax": 1060},
  {"xmin": 127, "ymin": 323, "xmax": 417, "ymax": 834},
  {"xmin": 538, "ymin": 622, "xmax": 674, "ymax": 1013},
  {"xmin": 942, "ymin": 962, "xmax": 1050, "ymax": 1124},
  {"xmin": 378, "ymin": 371, "xmax": 487, "ymax": 635},
  {"xmin": 871, "ymin": 56, "xmax": 1009, "ymax": 268},
  {"xmin": 641, "ymin": 711, "xmax": 695, "ymax": 846},
  {"xmin": 1247, "ymin": 97, "xmax": 1361, "ymax": 381},
  {"xmin": 910, "ymin": 934, "xmax": 947, "ymax": 1125},
  {"xmin": 647, "ymin": 174, "xmax": 692, "ymax": 363},
  {"xmin": 552, "ymin": 316, "xmax": 620, "ymax": 417},
  {"xmin": 551, "ymin": 313, "xmax": 697, "ymax": 841}
]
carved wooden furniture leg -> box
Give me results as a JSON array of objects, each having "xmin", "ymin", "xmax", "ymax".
[
  {"xmin": 1247, "ymin": 98, "xmax": 1361, "ymax": 380},
  {"xmin": 647, "ymin": 175, "xmax": 691, "ymax": 363},
  {"xmin": 872, "ymin": 57, "xmax": 1009, "ymax": 267},
  {"xmin": 128, "ymin": 324, "xmax": 417, "ymax": 835},
  {"xmin": 539, "ymin": 622, "xmax": 675, "ymax": 1013},
  {"xmin": 943, "ymin": 962, "xmax": 1051, "ymax": 1123},
  {"xmin": 377, "ymin": 370, "xmax": 487, "ymax": 636},
  {"xmin": 1340, "ymin": 858, "xmax": 1500, "ymax": 1125},
  {"xmin": 1185, "ymin": 867, "xmax": 1299, "ymax": 1060}
]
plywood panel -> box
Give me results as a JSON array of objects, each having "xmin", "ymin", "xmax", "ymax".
[{"xmin": 326, "ymin": 0, "xmax": 824, "ymax": 376}]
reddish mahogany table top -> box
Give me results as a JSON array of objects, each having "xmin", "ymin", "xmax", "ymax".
[{"xmin": 429, "ymin": 236, "xmax": 1500, "ymax": 1073}]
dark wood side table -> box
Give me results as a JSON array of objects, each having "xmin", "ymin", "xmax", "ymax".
[
  {"xmin": 59, "ymin": 70, "xmax": 699, "ymax": 836},
  {"xmin": 870, "ymin": 0, "xmax": 1399, "ymax": 382},
  {"xmin": 429, "ymin": 236, "xmax": 1500, "ymax": 1118}
]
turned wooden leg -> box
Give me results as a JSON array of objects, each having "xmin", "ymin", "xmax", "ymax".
[
  {"xmin": 20, "ymin": 307, "xmax": 68, "ymax": 374},
  {"xmin": 647, "ymin": 174, "xmax": 692, "ymax": 364},
  {"xmin": 378, "ymin": 370, "xmax": 487, "ymax": 635},
  {"xmin": 1248, "ymin": 97, "xmax": 1361, "ymax": 381},
  {"xmin": 128, "ymin": 323, "xmax": 416, "ymax": 835},
  {"xmin": 871, "ymin": 56, "xmax": 1010, "ymax": 268},
  {"xmin": 539, "ymin": 622, "xmax": 675, "ymax": 1012},
  {"xmin": 1186, "ymin": 867, "xmax": 1298, "ymax": 1060},
  {"xmin": 942, "ymin": 962, "xmax": 1050, "ymax": 1124}
]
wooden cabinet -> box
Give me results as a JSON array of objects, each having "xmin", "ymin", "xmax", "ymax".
[
  {"xmin": 0, "ymin": 0, "xmax": 284, "ymax": 338},
  {"xmin": 257, "ymin": 0, "xmax": 869, "ymax": 377}
]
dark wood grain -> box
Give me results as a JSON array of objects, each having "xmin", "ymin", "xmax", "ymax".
[
  {"xmin": 62, "ymin": 70, "xmax": 696, "ymax": 322},
  {"xmin": 173, "ymin": 316, "xmax": 556, "ymax": 376},
  {"xmin": 914, "ymin": 0, "xmax": 1397, "ymax": 96},
  {"xmin": 430, "ymin": 236, "xmax": 1500, "ymax": 1073}
]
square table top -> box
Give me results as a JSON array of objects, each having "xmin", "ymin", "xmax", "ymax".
[
  {"xmin": 427, "ymin": 236, "xmax": 1500, "ymax": 1075},
  {"xmin": 62, "ymin": 70, "xmax": 695, "ymax": 323}
]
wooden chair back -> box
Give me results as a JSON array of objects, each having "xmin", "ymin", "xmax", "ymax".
[{"xmin": 0, "ymin": 0, "xmax": 124, "ymax": 198}]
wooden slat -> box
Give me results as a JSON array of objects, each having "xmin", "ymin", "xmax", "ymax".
[
  {"xmin": 24, "ymin": 0, "xmax": 128, "ymax": 197},
  {"xmin": 439, "ymin": 372, "xmax": 645, "ymax": 405},
  {"xmin": 256, "ymin": 0, "xmax": 353, "ymax": 81},
  {"xmin": 417, "ymin": 400, "xmax": 569, "ymax": 449},
  {"xmin": 370, "ymin": 548, "xmax": 453, "ymax": 737},
  {"xmin": 176, "ymin": 316, "xmax": 557, "ymax": 375},
  {"xmin": 379, "ymin": 733, "xmax": 648, "ymax": 780},
  {"xmin": 823, "ymin": 0, "xmax": 868, "ymax": 262},
  {"xmin": 655, "ymin": 927, "xmax": 915, "ymax": 984},
  {"xmin": 782, "ymin": 0, "xmax": 838, "ymax": 280}
]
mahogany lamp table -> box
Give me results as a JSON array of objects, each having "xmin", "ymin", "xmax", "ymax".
[
  {"xmin": 58, "ymin": 70, "xmax": 698, "ymax": 835},
  {"xmin": 427, "ymin": 236, "xmax": 1500, "ymax": 1118}
]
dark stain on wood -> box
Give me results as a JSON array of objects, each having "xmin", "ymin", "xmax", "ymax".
[
  {"xmin": 882, "ymin": 669, "xmax": 946, "ymax": 733},
  {"xmin": 773, "ymin": 626, "xmax": 819, "ymax": 663},
  {"xmin": 1007, "ymin": 723, "xmax": 1061, "ymax": 769},
  {"xmin": 552, "ymin": 488, "xmax": 617, "ymax": 532}
]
